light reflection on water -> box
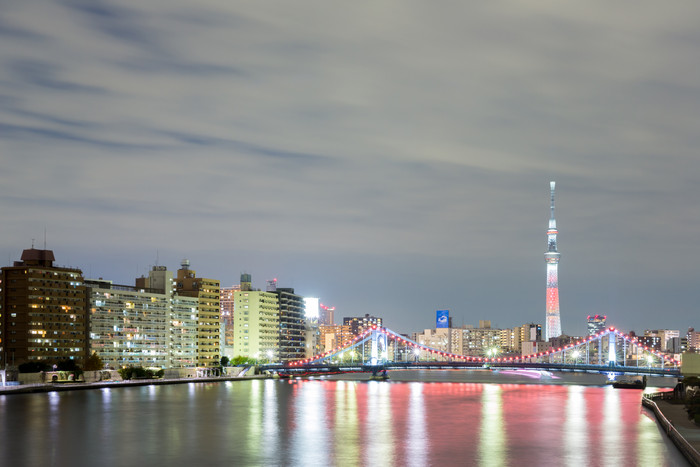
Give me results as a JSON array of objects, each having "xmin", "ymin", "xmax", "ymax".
[
  {"xmin": 564, "ymin": 386, "xmax": 588, "ymax": 465},
  {"xmin": 479, "ymin": 385, "xmax": 505, "ymax": 466},
  {"xmin": 0, "ymin": 373, "xmax": 689, "ymax": 467}
]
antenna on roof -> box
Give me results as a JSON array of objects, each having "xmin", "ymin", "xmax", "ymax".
[{"xmin": 44, "ymin": 227, "xmax": 47, "ymax": 250}]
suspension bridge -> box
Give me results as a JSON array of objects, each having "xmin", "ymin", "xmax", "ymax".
[{"xmin": 261, "ymin": 326, "xmax": 681, "ymax": 378}]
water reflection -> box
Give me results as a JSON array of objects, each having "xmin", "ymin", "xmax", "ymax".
[
  {"xmin": 479, "ymin": 385, "xmax": 505, "ymax": 466},
  {"xmin": 0, "ymin": 376, "xmax": 688, "ymax": 467},
  {"xmin": 405, "ymin": 383, "xmax": 427, "ymax": 467},
  {"xmin": 605, "ymin": 386, "xmax": 624, "ymax": 460},
  {"xmin": 292, "ymin": 380, "xmax": 329, "ymax": 465},
  {"xmin": 365, "ymin": 381, "xmax": 395, "ymax": 464},
  {"xmin": 334, "ymin": 381, "xmax": 360, "ymax": 466},
  {"xmin": 564, "ymin": 385, "xmax": 588, "ymax": 465}
]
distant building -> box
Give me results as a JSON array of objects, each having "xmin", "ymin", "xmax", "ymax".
[
  {"xmin": 416, "ymin": 324, "xmax": 502, "ymax": 357},
  {"xmin": 319, "ymin": 324, "xmax": 353, "ymax": 353},
  {"xmin": 416, "ymin": 328, "xmax": 451, "ymax": 354},
  {"xmin": 587, "ymin": 315, "xmax": 607, "ymax": 335},
  {"xmin": 304, "ymin": 320, "xmax": 320, "ymax": 358},
  {"xmin": 175, "ymin": 260, "xmax": 220, "ymax": 368},
  {"xmin": 343, "ymin": 314, "xmax": 382, "ymax": 336},
  {"xmin": 687, "ymin": 328, "xmax": 700, "ymax": 353},
  {"xmin": 499, "ymin": 328, "xmax": 519, "ymax": 353},
  {"xmin": 319, "ymin": 303, "xmax": 335, "ymax": 326},
  {"xmin": 658, "ymin": 330, "xmax": 680, "ymax": 352},
  {"xmin": 639, "ymin": 333, "xmax": 662, "ymax": 352},
  {"xmin": 1, "ymin": 248, "xmax": 88, "ymax": 367},
  {"xmin": 522, "ymin": 341, "xmax": 552, "ymax": 356},
  {"xmin": 520, "ymin": 323, "xmax": 543, "ymax": 343},
  {"xmin": 219, "ymin": 285, "xmax": 240, "ymax": 360}
]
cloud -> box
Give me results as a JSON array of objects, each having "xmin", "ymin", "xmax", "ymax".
[{"xmin": 1, "ymin": 1, "xmax": 700, "ymax": 335}]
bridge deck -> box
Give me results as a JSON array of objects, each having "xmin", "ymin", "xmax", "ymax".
[{"xmin": 262, "ymin": 361, "xmax": 680, "ymax": 377}]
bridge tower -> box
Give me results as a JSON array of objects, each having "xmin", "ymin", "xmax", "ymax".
[
  {"xmin": 369, "ymin": 328, "xmax": 388, "ymax": 365},
  {"xmin": 545, "ymin": 181, "xmax": 562, "ymax": 341}
]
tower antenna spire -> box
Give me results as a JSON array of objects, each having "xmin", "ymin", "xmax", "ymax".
[{"xmin": 550, "ymin": 181, "xmax": 556, "ymax": 225}]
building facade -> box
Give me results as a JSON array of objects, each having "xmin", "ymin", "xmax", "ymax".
[
  {"xmin": 275, "ymin": 288, "xmax": 306, "ymax": 361},
  {"xmin": 87, "ymin": 279, "xmax": 170, "ymax": 368},
  {"xmin": 343, "ymin": 314, "xmax": 382, "ymax": 336},
  {"xmin": 175, "ymin": 260, "xmax": 220, "ymax": 368},
  {"xmin": 687, "ymin": 328, "xmax": 700, "ymax": 353},
  {"xmin": 319, "ymin": 324, "xmax": 353, "ymax": 353},
  {"xmin": 319, "ymin": 303, "xmax": 335, "ymax": 326},
  {"xmin": 587, "ymin": 315, "xmax": 607, "ymax": 335},
  {"xmin": 233, "ymin": 289, "xmax": 279, "ymax": 360},
  {"xmin": 1, "ymin": 248, "xmax": 88, "ymax": 367},
  {"xmin": 91, "ymin": 266, "xmax": 199, "ymax": 369}
]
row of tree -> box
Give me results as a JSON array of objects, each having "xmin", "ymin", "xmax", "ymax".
[{"xmin": 17, "ymin": 353, "xmax": 105, "ymax": 375}]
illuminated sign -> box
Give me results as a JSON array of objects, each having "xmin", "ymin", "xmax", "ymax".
[
  {"xmin": 436, "ymin": 310, "xmax": 449, "ymax": 329},
  {"xmin": 304, "ymin": 297, "xmax": 319, "ymax": 319}
]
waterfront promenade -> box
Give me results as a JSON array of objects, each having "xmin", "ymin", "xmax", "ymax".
[{"xmin": 644, "ymin": 394, "xmax": 700, "ymax": 466}]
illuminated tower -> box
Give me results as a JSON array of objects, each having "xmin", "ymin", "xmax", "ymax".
[{"xmin": 544, "ymin": 181, "xmax": 562, "ymax": 340}]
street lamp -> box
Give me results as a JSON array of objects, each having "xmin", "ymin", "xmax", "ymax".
[{"xmin": 572, "ymin": 350, "xmax": 581, "ymax": 364}]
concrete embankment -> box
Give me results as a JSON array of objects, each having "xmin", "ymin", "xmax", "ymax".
[
  {"xmin": 0, "ymin": 374, "xmax": 268, "ymax": 396},
  {"xmin": 643, "ymin": 393, "xmax": 700, "ymax": 467}
]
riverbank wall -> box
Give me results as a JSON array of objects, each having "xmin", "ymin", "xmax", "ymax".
[
  {"xmin": 0, "ymin": 366, "xmax": 267, "ymax": 396},
  {"xmin": 643, "ymin": 392, "xmax": 700, "ymax": 467}
]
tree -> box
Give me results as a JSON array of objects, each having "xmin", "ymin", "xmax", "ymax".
[
  {"xmin": 18, "ymin": 361, "xmax": 51, "ymax": 373},
  {"xmin": 56, "ymin": 359, "xmax": 83, "ymax": 380},
  {"xmin": 84, "ymin": 352, "xmax": 105, "ymax": 371},
  {"xmin": 231, "ymin": 355, "xmax": 256, "ymax": 365},
  {"xmin": 56, "ymin": 359, "xmax": 81, "ymax": 372},
  {"xmin": 220, "ymin": 356, "xmax": 230, "ymax": 367}
]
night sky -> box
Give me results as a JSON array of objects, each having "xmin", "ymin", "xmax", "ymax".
[{"xmin": 2, "ymin": 2, "xmax": 699, "ymax": 336}]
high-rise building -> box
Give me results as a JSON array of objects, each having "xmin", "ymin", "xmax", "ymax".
[
  {"xmin": 87, "ymin": 279, "xmax": 171, "ymax": 369},
  {"xmin": 545, "ymin": 181, "xmax": 562, "ymax": 340},
  {"xmin": 98, "ymin": 265, "xmax": 198, "ymax": 369},
  {"xmin": 1, "ymin": 248, "xmax": 88, "ymax": 367},
  {"xmin": 587, "ymin": 315, "xmax": 607, "ymax": 335},
  {"xmin": 175, "ymin": 260, "xmax": 220, "ymax": 368},
  {"xmin": 233, "ymin": 274, "xmax": 279, "ymax": 360},
  {"xmin": 274, "ymin": 288, "xmax": 306, "ymax": 361}
]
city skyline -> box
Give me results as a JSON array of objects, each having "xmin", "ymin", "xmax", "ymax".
[{"xmin": 2, "ymin": 3, "xmax": 700, "ymax": 336}]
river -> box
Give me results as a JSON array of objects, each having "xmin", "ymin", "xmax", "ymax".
[{"xmin": 0, "ymin": 370, "xmax": 688, "ymax": 466}]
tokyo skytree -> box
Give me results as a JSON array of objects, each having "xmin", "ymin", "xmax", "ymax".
[{"xmin": 545, "ymin": 181, "xmax": 562, "ymax": 340}]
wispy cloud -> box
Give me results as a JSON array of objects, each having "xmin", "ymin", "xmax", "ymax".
[{"xmin": 2, "ymin": 1, "xmax": 700, "ymax": 334}]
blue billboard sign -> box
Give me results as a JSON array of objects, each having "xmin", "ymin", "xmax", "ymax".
[{"xmin": 436, "ymin": 310, "xmax": 449, "ymax": 329}]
